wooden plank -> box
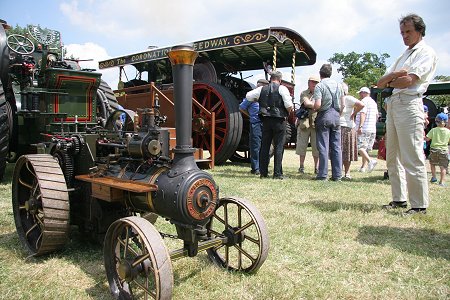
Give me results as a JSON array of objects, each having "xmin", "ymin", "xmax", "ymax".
[
  {"xmin": 75, "ymin": 175, "xmax": 157, "ymax": 193},
  {"xmin": 92, "ymin": 183, "xmax": 123, "ymax": 202}
]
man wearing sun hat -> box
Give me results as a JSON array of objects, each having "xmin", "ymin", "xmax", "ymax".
[
  {"xmin": 355, "ymin": 86, "xmax": 379, "ymax": 173},
  {"xmin": 295, "ymin": 76, "xmax": 320, "ymax": 174}
]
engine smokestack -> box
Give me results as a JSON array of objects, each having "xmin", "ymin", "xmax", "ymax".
[
  {"xmin": 167, "ymin": 45, "xmax": 199, "ymax": 174},
  {"xmin": 168, "ymin": 45, "xmax": 198, "ymax": 151}
]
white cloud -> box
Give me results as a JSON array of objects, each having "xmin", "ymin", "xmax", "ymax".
[
  {"xmin": 59, "ymin": 0, "xmax": 211, "ymax": 42},
  {"xmin": 427, "ymin": 32, "xmax": 450, "ymax": 76},
  {"xmin": 59, "ymin": 0, "xmax": 450, "ymax": 93},
  {"xmin": 64, "ymin": 42, "xmax": 119, "ymax": 89},
  {"xmin": 65, "ymin": 42, "xmax": 108, "ymax": 67}
]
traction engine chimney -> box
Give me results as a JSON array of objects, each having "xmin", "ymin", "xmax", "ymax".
[{"xmin": 167, "ymin": 45, "xmax": 199, "ymax": 174}]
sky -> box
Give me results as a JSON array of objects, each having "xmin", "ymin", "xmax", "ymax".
[{"xmin": 2, "ymin": 0, "xmax": 450, "ymax": 97}]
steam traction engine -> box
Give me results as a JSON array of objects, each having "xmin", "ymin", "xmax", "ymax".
[
  {"xmin": 0, "ymin": 21, "xmax": 119, "ymax": 182},
  {"xmin": 11, "ymin": 45, "xmax": 269, "ymax": 299}
]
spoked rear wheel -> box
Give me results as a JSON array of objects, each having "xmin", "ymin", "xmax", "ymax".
[
  {"xmin": 192, "ymin": 82, "xmax": 242, "ymax": 165},
  {"xmin": 206, "ymin": 197, "xmax": 269, "ymax": 273},
  {"xmin": 12, "ymin": 154, "xmax": 70, "ymax": 256},
  {"xmin": 104, "ymin": 216, "xmax": 173, "ymax": 300}
]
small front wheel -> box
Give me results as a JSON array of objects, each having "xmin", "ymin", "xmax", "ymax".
[
  {"xmin": 104, "ymin": 216, "xmax": 173, "ymax": 300},
  {"xmin": 206, "ymin": 197, "xmax": 270, "ymax": 273}
]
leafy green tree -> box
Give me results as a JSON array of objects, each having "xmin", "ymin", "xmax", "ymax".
[
  {"xmin": 328, "ymin": 51, "xmax": 390, "ymax": 95},
  {"xmin": 430, "ymin": 75, "xmax": 450, "ymax": 108}
]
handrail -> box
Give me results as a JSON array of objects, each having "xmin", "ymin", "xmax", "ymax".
[{"xmin": 115, "ymin": 83, "xmax": 215, "ymax": 167}]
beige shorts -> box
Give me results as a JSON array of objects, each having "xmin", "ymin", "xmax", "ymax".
[
  {"xmin": 296, "ymin": 127, "xmax": 318, "ymax": 156},
  {"xmin": 429, "ymin": 148, "xmax": 449, "ymax": 168}
]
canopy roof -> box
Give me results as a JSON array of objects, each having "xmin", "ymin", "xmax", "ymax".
[{"xmin": 99, "ymin": 27, "xmax": 316, "ymax": 73}]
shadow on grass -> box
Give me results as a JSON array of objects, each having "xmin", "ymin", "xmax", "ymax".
[
  {"xmin": 211, "ymin": 165, "xmax": 262, "ymax": 179},
  {"xmin": 357, "ymin": 225, "xmax": 450, "ymax": 261},
  {"xmin": 349, "ymin": 176, "xmax": 390, "ymax": 183},
  {"xmin": 0, "ymin": 228, "xmax": 110, "ymax": 298},
  {"xmin": 301, "ymin": 200, "xmax": 381, "ymax": 213},
  {"xmin": 0, "ymin": 226, "xmax": 211, "ymax": 298},
  {"xmin": 0, "ymin": 162, "xmax": 14, "ymax": 184}
]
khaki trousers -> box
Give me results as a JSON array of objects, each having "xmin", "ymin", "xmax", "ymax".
[{"xmin": 386, "ymin": 95, "xmax": 428, "ymax": 208}]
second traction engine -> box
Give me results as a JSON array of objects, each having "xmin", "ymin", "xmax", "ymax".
[{"xmin": 96, "ymin": 45, "xmax": 219, "ymax": 246}]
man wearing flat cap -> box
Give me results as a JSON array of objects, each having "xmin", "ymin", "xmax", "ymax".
[
  {"xmin": 246, "ymin": 71, "xmax": 294, "ymax": 179},
  {"xmin": 296, "ymin": 76, "xmax": 320, "ymax": 174}
]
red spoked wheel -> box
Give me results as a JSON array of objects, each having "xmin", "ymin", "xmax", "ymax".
[{"xmin": 192, "ymin": 82, "xmax": 242, "ymax": 165}]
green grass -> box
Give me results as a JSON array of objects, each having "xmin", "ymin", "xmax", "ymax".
[{"xmin": 0, "ymin": 149, "xmax": 449, "ymax": 299}]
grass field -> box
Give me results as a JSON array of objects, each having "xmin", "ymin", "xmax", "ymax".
[{"xmin": 0, "ymin": 149, "xmax": 449, "ymax": 300}]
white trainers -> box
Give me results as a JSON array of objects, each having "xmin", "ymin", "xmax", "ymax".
[
  {"xmin": 359, "ymin": 167, "xmax": 366, "ymax": 173},
  {"xmin": 368, "ymin": 160, "xmax": 378, "ymax": 173}
]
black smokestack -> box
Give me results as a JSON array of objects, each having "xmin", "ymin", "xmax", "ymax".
[
  {"xmin": 168, "ymin": 45, "xmax": 198, "ymax": 151},
  {"xmin": 167, "ymin": 45, "xmax": 199, "ymax": 175}
]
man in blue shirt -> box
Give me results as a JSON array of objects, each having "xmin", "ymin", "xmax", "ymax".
[
  {"xmin": 240, "ymin": 79, "xmax": 269, "ymax": 175},
  {"xmin": 246, "ymin": 72, "xmax": 293, "ymax": 179}
]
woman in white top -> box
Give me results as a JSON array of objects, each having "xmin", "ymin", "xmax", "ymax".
[{"xmin": 339, "ymin": 83, "xmax": 365, "ymax": 179}]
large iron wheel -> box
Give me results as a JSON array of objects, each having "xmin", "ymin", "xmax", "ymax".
[
  {"xmin": 0, "ymin": 23, "xmax": 10, "ymax": 82},
  {"xmin": 0, "ymin": 82, "xmax": 9, "ymax": 181},
  {"xmin": 229, "ymin": 123, "xmax": 250, "ymax": 163},
  {"xmin": 206, "ymin": 197, "xmax": 269, "ymax": 273},
  {"xmin": 192, "ymin": 82, "xmax": 242, "ymax": 165},
  {"xmin": 229, "ymin": 150, "xmax": 250, "ymax": 163},
  {"xmin": 12, "ymin": 154, "xmax": 70, "ymax": 256},
  {"xmin": 287, "ymin": 123, "xmax": 297, "ymax": 144},
  {"xmin": 104, "ymin": 216, "xmax": 173, "ymax": 300},
  {"xmin": 97, "ymin": 80, "xmax": 120, "ymax": 127},
  {"xmin": 105, "ymin": 109, "xmax": 136, "ymax": 135},
  {"xmin": 193, "ymin": 57, "xmax": 218, "ymax": 83}
]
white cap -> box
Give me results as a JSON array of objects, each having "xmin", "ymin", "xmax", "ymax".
[{"xmin": 358, "ymin": 87, "xmax": 370, "ymax": 94}]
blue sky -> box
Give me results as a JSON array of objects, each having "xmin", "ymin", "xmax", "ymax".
[{"xmin": 2, "ymin": 0, "xmax": 449, "ymax": 95}]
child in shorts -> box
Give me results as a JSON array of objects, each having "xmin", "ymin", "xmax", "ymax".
[{"xmin": 426, "ymin": 113, "xmax": 450, "ymax": 186}]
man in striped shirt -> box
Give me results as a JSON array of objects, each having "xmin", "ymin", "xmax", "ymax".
[{"xmin": 355, "ymin": 87, "xmax": 379, "ymax": 173}]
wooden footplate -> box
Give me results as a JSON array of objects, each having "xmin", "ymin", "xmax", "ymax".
[{"xmin": 75, "ymin": 174, "xmax": 158, "ymax": 202}]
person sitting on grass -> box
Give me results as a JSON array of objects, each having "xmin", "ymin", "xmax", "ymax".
[{"xmin": 425, "ymin": 112, "xmax": 450, "ymax": 186}]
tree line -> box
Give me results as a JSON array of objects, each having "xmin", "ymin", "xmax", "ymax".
[{"xmin": 329, "ymin": 51, "xmax": 450, "ymax": 108}]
